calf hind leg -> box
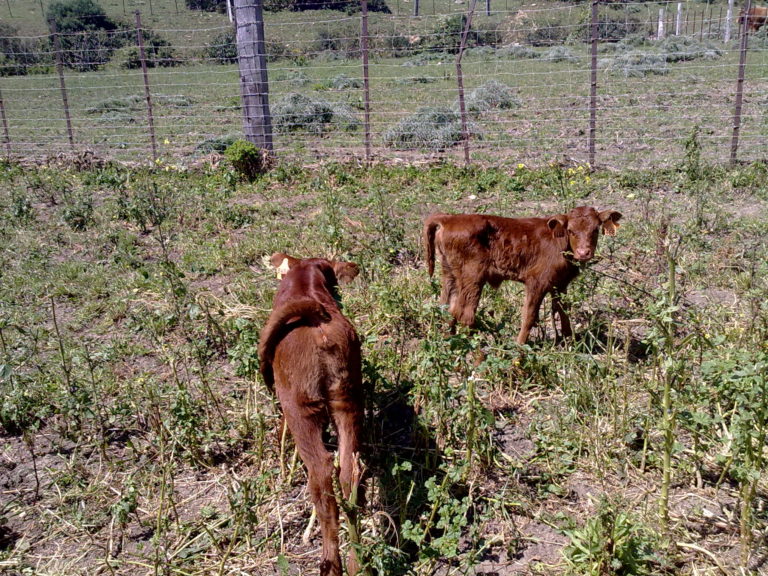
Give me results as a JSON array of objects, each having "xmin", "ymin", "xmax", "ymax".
[
  {"xmin": 331, "ymin": 395, "xmax": 364, "ymax": 576},
  {"xmin": 280, "ymin": 396, "xmax": 343, "ymax": 576}
]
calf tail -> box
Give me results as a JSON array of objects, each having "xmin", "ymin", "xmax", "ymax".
[
  {"xmin": 423, "ymin": 214, "xmax": 444, "ymax": 277},
  {"xmin": 258, "ymin": 300, "xmax": 331, "ymax": 390}
]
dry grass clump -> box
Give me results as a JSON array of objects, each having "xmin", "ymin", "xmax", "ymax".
[
  {"xmin": 273, "ymin": 92, "xmax": 360, "ymax": 134},
  {"xmin": 606, "ymin": 51, "xmax": 669, "ymax": 77},
  {"xmin": 464, "ymin": 80, "xmax": 521, "ymax": 114},
  {"xmin": 383, "ymin": 106, "xmax": 479, "ymax": 151}
]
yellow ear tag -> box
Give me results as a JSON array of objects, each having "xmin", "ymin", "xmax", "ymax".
[{"xmin": 276, "ymin": 257, "xmax": 290, "ymax": 279}]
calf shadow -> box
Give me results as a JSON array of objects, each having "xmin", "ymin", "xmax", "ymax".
[{"xmin": 362, "ymin": 359, "xmax": 442, "ymax": 576}]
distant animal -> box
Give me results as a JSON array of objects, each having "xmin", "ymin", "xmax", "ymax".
[
  {"xmin": 739, "ymin": 5, "xmax": 768, "ymax": 33},
  {"xmin": 424, "ymin": 206, "xmax": 622, "ymax": 345},
  {"xmin": 259, "ymin": 252, "xmax": 363, "ymax": 576}
]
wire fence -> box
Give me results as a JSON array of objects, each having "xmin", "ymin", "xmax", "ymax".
[{"xmin": 0, "ymin": 0, "xmax": 767, "ymax": 169}]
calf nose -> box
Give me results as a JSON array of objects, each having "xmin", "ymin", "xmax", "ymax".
[{"xmin": 573, "ymin": 248, "xmax": 593, "ymax": 261}]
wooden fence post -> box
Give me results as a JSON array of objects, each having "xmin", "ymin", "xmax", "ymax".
[
  {"xmin": 657, "ymin": 7, "xmax": 665, "ymax": 39},
  {"xmin": 360, "ymin": 0, "xmax": 372, "ymax": 165},
  {"xmin": 725, "ymin": 0, "xmax": 734, "ymax": 42},
  {"xmin": 135, "ymin": 11, "xmax": 158, "ymax": 161},
  {"xmin": 50, "ymin": 20, "xmax": 75, "ymax": 151},
  {"xmin": 730, "ymin": 0, "xmax": 751, "ymax": 164},
  {"xmin": 456, "ymin": 0, "xmax": 478, "ymax": 167},
  {"xmin": 234, "ymin": 0, "xmax": 273, "ymax": 152},
  {"xmin": 589, "ymin": 0, "xmax": 598, "ymax": 167}
]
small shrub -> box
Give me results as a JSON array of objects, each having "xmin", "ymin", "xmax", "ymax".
[
  {"xmin": 383, "ymin": 107, "xmax": 479, "ymax": 151},
  {"xmin": 10, "ymin": 189, "xmax": 35, "ymax": 222},
  {"xmin": 206, "ymin": 30, "xmax": 237, "ymax": 64},
  {"xmin": 312, "ymin": 23, "xmax": 360, "ymax": 58},
  {"xmin": 0, "ymin": 22, "xmax": 48, "ymax": 76},
  {"xmin": 423, "ymin": 14, "xmax": 469, "ymax": 54},
  {"xmin": 45, "ymin": 0, "xmax": 125, "ymax": 71},
  {"xmin": 186, "ymin": 0, "xmax": 227, "ymax": 11},
  {"xmin": 62, "ymin": 191, "xmax": 94, "ymax": 231},
  {"xmin": 464, "ymin": 80, "xmax": 521, "ymax": 114},
  {"xmin": 224, "ymin": 139, "xmax": 271, "ymax": 181},
  {"xmin": 121, "ymin": 30, "xmax": 179, "ymax": 69}
]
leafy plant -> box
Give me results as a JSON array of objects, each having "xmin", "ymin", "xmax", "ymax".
[
  {"xmin": 61, "ymin": 191, "xmax": 94, "ymax": 231},
  {"xmin": 564, "ymin": 497, "xmax": 657, "ymax": 575},
  {"xmin": 224, "ymin": 139, "xmax": 271, "ymax": 181}
]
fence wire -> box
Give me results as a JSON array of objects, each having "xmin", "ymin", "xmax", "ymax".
[{"xmin": 0, "ymin": 1, "xmax": 766, "ymax": 169}]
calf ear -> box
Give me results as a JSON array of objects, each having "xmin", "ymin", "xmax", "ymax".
[
  {"xmin": 332, "ymin": 260, "xmax": 360, "ymax": 285},
  {"xmin": 270, "ymin": 252, "xmax": 299, "ymax": 279},
  {"xmin": 547, "ymin": 216, "xmax": 568, "ymax": 238},
  {"xmin": 598, "ymin": 210, "xmax": 623, "ymax": 236}
]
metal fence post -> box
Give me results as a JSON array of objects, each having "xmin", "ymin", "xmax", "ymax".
[
  {"xmin": 360, "ymin": 0, "xmax": 372, "ymax": 165},
  {"xmin": 50, "ymin": 20, "xmax": 75, "ymax": 151},
  {"xmin": 135, "ymin": 11, "xmax": 158, "ymax": 161},
  {"xmin": 456, "ymin": 0, "xmax": 478, "ymax": 167},
  {"xmin": 589, "ymin": 0, "xmax": 598, "ymax": 167},
  {"xmin": 0, "ymin": 86, "xmax": 11, "ymax": 157},
  {"xmin": 730, "ymin": 0, "xmax": 751, "ymax": 164}
]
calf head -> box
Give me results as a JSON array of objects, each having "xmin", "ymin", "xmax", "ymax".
[
  {"xmin": 270, "ymin": 252, "xmax": 360, "ymax": 285},
  {"xmin": 548, "ymin": 206, "xmax": 622, "ymax": 263}
]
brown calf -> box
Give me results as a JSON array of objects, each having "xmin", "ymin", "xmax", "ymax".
[
  {"xmin": 739, "ymin": 5, "xmax": 768, "ymax": 33},
  {"xmin": 424, "ymin": 206, "xmax": 622, "ymax": 345},
  {"xmin": 259, "ymin": 253, "xmax": 363, "ymax": 576}
]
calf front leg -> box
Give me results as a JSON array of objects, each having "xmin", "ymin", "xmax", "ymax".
[
  {"xmin": 550, "ymin": 291, "xmax": 572, "ymax": 341},
  {"xmin": 450, "ymin": 280, "xmax": 483, "ymax": 327},
  {"xmin": 518, "ymin": 285, "xmax": 547, "ymax": 345}
]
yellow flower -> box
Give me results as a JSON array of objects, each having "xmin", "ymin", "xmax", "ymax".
[
  {"xmin": 163, "ymin": 138, "xmax": 170, "ymax": 145},
  {"xmin": 517, "ymin": 163, "xmax": 525, "ymax": 169}
]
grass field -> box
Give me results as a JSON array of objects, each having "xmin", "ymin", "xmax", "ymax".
[
  {"xmin": 1, "ymin": 152, "xmax": 767, "ymax": 574},
  {"xmin": 1, "ymin": 0, "xmax": 767, "ymax": 168}
]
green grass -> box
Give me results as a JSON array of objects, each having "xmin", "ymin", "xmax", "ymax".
[
  {"xmin": 2, "ymin": 0, "xmax": 765, "ymax": 168},
  {"xmin": 1, "ymin": 157, "xmax": 767, "ymax": 574}
]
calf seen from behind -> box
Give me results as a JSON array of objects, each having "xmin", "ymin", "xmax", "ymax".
[
  {"xmin": 259, "ymin": 253, "xmax": 364, "ymax": 576},
  {"xmin": 424, "ymin": 206, "xmax": 622, "ymax": 344}
]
